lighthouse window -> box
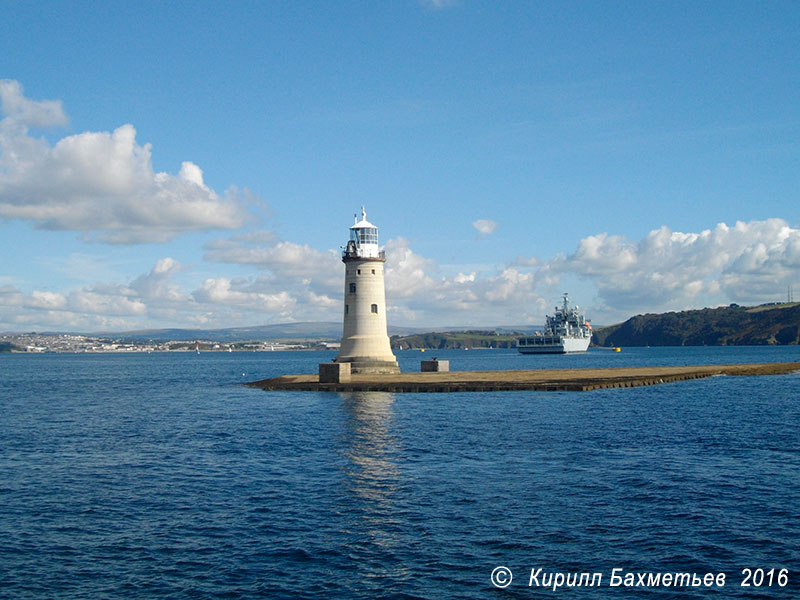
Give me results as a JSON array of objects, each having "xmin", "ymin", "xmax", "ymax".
[
  {"xmin": 349, "ymin": 283, "xmax": 356, "ymax": 294},
  {"xmin": 345, "ymin": 304, "xmax": 349, "ymax": 314},
  {"xmin": 371, "ymin": 269, "xmax": 375, "ymax": 275},
  {"xmin": 371, "ymin": 304, "xmax": 378, "ymax": 314},
  {"xmin": 358, "ymin": 228, "xmax": 378, "ymax": 244},
  {"xmin": 357, "ymin": 269, "xmax": 361, "ymax": 275}
]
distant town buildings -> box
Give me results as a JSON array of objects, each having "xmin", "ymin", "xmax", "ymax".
[{"xmin": 0, "ymin": 332, "xmax": 324, "ymax": 353}]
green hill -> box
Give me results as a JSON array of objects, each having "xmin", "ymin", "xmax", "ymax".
[
  {"xmin": 592, "ymin": 303, "xmax": 800, "ymax": 347},
  {"xmin": 391, "ymin": 330, "xmax": 522, "ymax": 350}
]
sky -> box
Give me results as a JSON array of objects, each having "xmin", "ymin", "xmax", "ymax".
[{"xmin": 1, "ymin": 0, "xmax": 798, "ymax": 332}]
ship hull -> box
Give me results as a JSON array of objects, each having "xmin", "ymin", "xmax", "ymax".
[{"xmin": 517, "ymin": 336, "xmax": 590, "ymax": 354}]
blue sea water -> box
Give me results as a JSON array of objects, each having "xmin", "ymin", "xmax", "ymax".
[{"xmin": 1, "ymin": 347, "xmax": 798, "ymax": 599}]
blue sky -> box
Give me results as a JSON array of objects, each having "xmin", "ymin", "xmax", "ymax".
[{"xmin": 1, "ymin": 0, "xmax": 798, "ymax": 332}]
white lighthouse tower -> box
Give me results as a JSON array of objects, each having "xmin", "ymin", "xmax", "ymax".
[{"xmin": 335, "ymin": 207, "xmax": 400, "ymax": 374}]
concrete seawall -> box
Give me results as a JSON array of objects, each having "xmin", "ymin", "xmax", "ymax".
[{"xmin": 246, "ymin": 362, "xmax": 800, "ymax": 393}]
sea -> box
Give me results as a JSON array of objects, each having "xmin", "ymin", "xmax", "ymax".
[{"xmin": 1, "ymin": 346, "xmax": 798, "ymax": 599}]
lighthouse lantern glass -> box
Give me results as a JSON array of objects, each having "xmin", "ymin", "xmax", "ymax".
[{"xmin": 351, "ymin": 227, "xmax": 378, "ymax": 246}]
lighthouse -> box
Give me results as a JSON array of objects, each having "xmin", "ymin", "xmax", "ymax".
[{"xmin": 335, "ymin": 207, "xmax": 400, "ymax": 374}]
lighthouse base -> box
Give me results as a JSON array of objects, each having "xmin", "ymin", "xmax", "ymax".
[{"xmin": 337, "ymin": 357, "xmax": 400, "ymax": 375}]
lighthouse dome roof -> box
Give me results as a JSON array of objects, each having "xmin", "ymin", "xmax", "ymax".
[
  {"xmin": 350, "ymin": 207, "xmax": 377, "ymax": 230},
  {"xmin": 351, "ymin": 218, "xmax": 376, "ymax": 229}
]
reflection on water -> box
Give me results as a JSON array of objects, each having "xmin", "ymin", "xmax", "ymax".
[
  {"xmin": 336, "ymin": 392, "xmax": 408, "ymax": 578},
  {"xmin": 338, "ymin": 392, "xmax": 400, "ymax": 507}
]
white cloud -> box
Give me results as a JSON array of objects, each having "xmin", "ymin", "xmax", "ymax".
[
  {"xmin": 383, "ymin": 237, "xmax": 551, "ymax": 325},
  {"xmin": 204, "ymin": 233, "xmax": 343, "ymax": 294},
  {"xmin": 384, "ymin": 218, "xmax": 800, "ymax": 325},
  {"xmin": 384, "ymin": 237, "xmax": 437, "ymax": 299},
  {"xmin": 202, "ymin": 233, "xmax": 555, "ymax": 326},
  {"xmin": 557, "ymin": 218, "xmax": 800, "ymax": 316},
  {"xmin": 306, "ymin": 290, "xmax": 339, "ymax": 308},
  {"xmin": 0, "ymin": 80, "xmax": 247, "ymax": 244},
  {"xmin": 564, "ymin": 232, "xmax": 638, "ymax": 274},
  {"xmin": 0, "ymin": 282, "xmax": 145, "ymax": 327},
  {"xmin": 0, "ymin": 80, "xmax": 67, "ymax": 128},
  {"xmin": 0, "ymin": 241, "xmax": 350, "ymax": 331},
  {"xmin": 192, "ymin": 277, "xmax": 295, "ymax": 312},
  {"xmin": 3, "ymin": 209, "xmax": 798, "ymax": 331},
  {"xmin": 0, "ymin": 259, "xmax": 188, "ymax": 330},
  {"xmin": 129, "ymin": 257, "xmax": 187, "ymax": 302},
  {"xmin": 29, "ymin": 290, "xmax": 67, "ymax": 309},
  {"xmin": 472, "ymin": 218, "xmax": 498, "ymax": 237},
  {"xmin": 69, "ymin": 289, "xmax": 147, "ymax": 316},
  {"xmin": 198, "ymin": 232, "xmax": 352, "ymax": 322},
  {"xmin": 152, "ymin": 257, "xmax": 182, "ymax": 276}
]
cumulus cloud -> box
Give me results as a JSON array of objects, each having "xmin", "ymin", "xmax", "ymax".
[
  {"xmin": 200, "ymin": 233, "xmax": 555, "ymax": 326},
  {"xmin": 557, "ymin": 218, "xmax": 800, "ymax": 316},
  {"xmin": 205, "ymin": 238, "xmax": 339, "ymax": 278},
  {"xmin": 0, "ymin": 229, "xmax": 346, "ymax": 330},
  {"xmin": 384, "ymin": 237, "xmax": 437, "ymax": 299},
  {"xmin": 129, "ymin": 257, "xmax": 187, "ymax": 302},
  {"xmin": 472, "ymin": 218, "xmax": 498, "ymax": 237},
  {"xmin": 204, "ymin": 231, "xmax": 343, "ymax": 295},
  {"xmin": 0, "ymin": 231, "xmax": 554, "ymax": 331},
  {"xmin": 0, "ymin": 258, "xmax": 190, "ymax": 331},
  {"xmin": 193, "ymin": 277, "xmax": 295, "ymax": 312},
  {"xmin": 0, "ymin": 281, "xmax": 145, "ymax": 329},
  {"xmin": 0, "ymin": 80, "xmax": 247, "ymax": 243},
  {"xmin": 0, "ymin": 80, "xmax": 67, "ymax": 128},
  {"xmin": 29, "ymin": 290, "xmax": 67, "ymax": 310},
  {"xmin": 384, "ymin": 218, "xmax": 800, "ymax": 325},
  {"xmin": 3, "ymin": 210, "xmax": 798, "ymax": 331},
  {"xmin": 382, "ymin": 237, "xmax": 551, "ymax": 324},
  {"xmin": 69, "ymin": 289, "xmax": 147, "ymax": 316},
  {"xmin": 0, "ymin": 228, "xmax": 346, "ymax": 330}
]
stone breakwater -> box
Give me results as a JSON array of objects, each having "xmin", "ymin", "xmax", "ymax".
[{"xmin": 246, "ymin": 362, "xmax": 800, "ymax": 393}]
